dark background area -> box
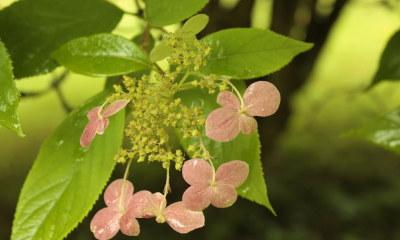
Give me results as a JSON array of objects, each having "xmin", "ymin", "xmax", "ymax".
[{"xmin": 1, "ymin": 0, "xmax": 400, "ymax": 239}]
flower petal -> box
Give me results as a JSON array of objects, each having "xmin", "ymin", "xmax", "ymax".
[
  {"xmin": 90, "ymin": 207, "xmax": 122, "ymax": 240},
  {"xmin": 215, "ymin": 160, "xmax": 249, "ymax": 188},
  {"xmin": 120, "ymin": 212, "xmax": 140, "ymax": 236},
  {"xmin": 87, "ymin": 106, "xmax": 102, "ymax": 120},
  {"xmin": 104, "ymin": 179, "xmax": 134, "ymax": 213},
  {"xmin": 182, "ymin": 159, "xmax": 213, "ymax": 187},
  {"xmin": 80, "ymin": 119, "xmax": 101, "ymax": 147},
  {"xmin": 103, "ymin": 99, "xmax": 130, "ymax": 117},
  {"xmin": 243, "ymin": 81, "xmax": 280, "ymax": 117},
  {"xmin": 182, "ymin": 186, "xmax": 212, "ymax": 211},
  {"xmin": 126, "ymin": 190, "xmax": 152, "ymax": 218},
  {"xmin": 205, "ymin": 107, "xmax": 240, "ymax": 142},
  {"xmin": 210, "ymin": 184, "xmax": 238, "ymax": 208},
  {"xmin": 217, "ymin": 91, "xmax": 240, "ymax": 109},
  {"xmin": 163, "ymin": 202, "xmax": 205, "ymax": 234},
  {"xmin": 239, "ymin": 114, "xmax": 257, "ymax": 135},
  {"xmin": 140, "ymin": 192, "xmax": 166, "ymax": 218},
  {"xmin": 97, "ymin": 117, "xmax": 109, "ymax": 135}
]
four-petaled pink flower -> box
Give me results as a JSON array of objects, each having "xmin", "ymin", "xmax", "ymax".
[
  {"xmin": 182, "ymin": 159, "xmax": 249, "ymax": 211},
  {"xmin": 91, "ymin": 179, "xmax": 141, "ymax": 239},
  {"xmin": 135, "ymin": 191, "xmax": 205, "ymax": 233},
  {"xmin": 206, "ymin": 81, "xmax": 280, "ymax": 142},
  {"xmin": 80, "ymin": 99, "xmax": 129, "ymax": 147}
]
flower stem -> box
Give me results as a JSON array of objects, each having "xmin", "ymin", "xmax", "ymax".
[
  {"xmin": 160, "ymin": 165, "xmax": 170, "ymax": 210},
  {"xmin": 119, "ymin": 157, "xmax": 133, "ymax": 214},
  {"xmin": 197, "ymin": 129, "xmax": 216, "ymax": 183}
]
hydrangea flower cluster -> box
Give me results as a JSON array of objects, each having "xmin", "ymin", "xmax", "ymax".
[{"xmin": 80, "ymin": 14, "xmax": 281, "ymax": 238}]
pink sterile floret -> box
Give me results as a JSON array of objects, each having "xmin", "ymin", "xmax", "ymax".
[
  {"xmin": 80, "ymin": 99, "xmax": 129, "ymax": 147},
  {"xmin": 182, "ymin": 159, "xmax": 249, "ymax": 211},
  {"xmin": 91, "ymin": 179, "xmax": 143, "ymax": 239},
  {"xmin": 206, "ymin": 81, "xmax": 280, "ymax": 142},
  {"xmin": 131, "ymin": 191, "xmax": 205, "ymax": 233}
]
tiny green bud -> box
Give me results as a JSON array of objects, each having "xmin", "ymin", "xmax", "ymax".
[
  {"xmin": 175, "ymin": 163, "xmax": 182, "ymax": 171},
  {"xmin": 191, "ymin": 130, "xmax": 199, "ymax": 137},
  {"xmin": 183, "ymin": 132, "xmax": 190, "ymax": 139},
  {"xmin": 202, "ymin": 152, "xmax": 208, "ymax": 159},
  {"xmin": 138, "ymin": 156, "xmax": 145, "ymax": 162},
  {"xmin": 193, "ymin": 151, "xmax": 201, "ymax": 158},
  {"xmin": 187, "ymin": 145, "xmax": 196, "ymax": 152},
  {"xmin": 191, "ymin": 80, "xmax": 199, "ymax": 87},
  {"xmin": 176, "ymin": 149, "xmax": 183, "ymax": 156},
  {"xmin": 163, "ymin": 161, "xmax": 170, "ymax": 169}
]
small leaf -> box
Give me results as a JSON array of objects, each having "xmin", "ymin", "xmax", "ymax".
[
  {"xmin": 175, "ymin": 80, "xmax": 276, "ymax": 215},
  {"xmin": 0, "ymin": 0, "xmax": 123, "ymax": 78},
  {"xmin": 0, "ymin": 39, "xmax": 23, "ymax": 136},
  {"xmin": 51, "ymin": 33, "xmax": 152, "ymax": 77},
  {"xmin": 150, "ymin": 42, "xmax": 175, "ymax": 62},
  {"xmin": 146, "ymin": 0, "xmax": 210, "ymax": 27},
  {"xmin": 11, "ymin": 90, "xmax": 125, "ymax": 240},
  {"xmin": 182, "ymin": 14, "xmax": 209, "ymax": 35},
  {"xmin": 370, "ymin": 29, "xmax": 400, "ymax": 87},
  {"xmin": 345, "ymin": 106, "xmax": 400, "ymax": 154},
  {"xmin": 201, "ymin": 28, "xmax": 313, "ymax": 79}
]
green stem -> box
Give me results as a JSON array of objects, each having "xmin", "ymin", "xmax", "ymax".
[
  {"xmin": 119, "ymin": 157, "xmax": 134, "ymax": 214},
  {"xmin": 178, "ymin": 68, "xmax": 191, "ymax": 88},
  {"xmin": 160, "ymin": 165, "xmax": 170, "ymax": 210},
  {"xmin": 197, "ymin": 129, "xmax": 216, "ymax": 183}
]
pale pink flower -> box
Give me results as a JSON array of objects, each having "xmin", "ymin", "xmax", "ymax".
[
  {"xmin": 132, "ymin": 191, "xmax": 205, "ymax": 233},
  {"xmin": 206, "ymin": 81, "xmax": 280, "ymax": 142},
  {"xmin": 80, "ymin": 99, "xmax": 129, "ymax": 147},
  {"xmin": 90, "ymin": 179, "xmax": 141, "ymax": 239},
  {"xmin": 182, "ymin": 159, "xmax": 249, "ymax": 211}
]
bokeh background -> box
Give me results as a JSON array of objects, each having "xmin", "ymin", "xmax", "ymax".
[{"xmin": 1, "ymin": 0, "xmax": 400, "ymax": 239}]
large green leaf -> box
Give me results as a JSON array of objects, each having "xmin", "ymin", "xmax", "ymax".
[
  {"xmin": 201, "ymin": 28, "xmax": 313, "ymax": 79},
  {"xmin": 0, "ymin": 0, "xmax": 123, "ymax": 79},
  {"xmin": 175, "ymin": 80, "xmax": 276, "ymax": 215},
  {"xmin": 370, "ymin": 29, "xmax": 400, "ymax": 87},
  {"xmin": 0, "ymin": 39, "xmax": 23, "ymax": 136},
  {"xmin": 51, "ymin": 33, "xmax": 153, "ymax": 77},
  {"xmin": 145, "ymin": 0, "xmax": 209, "ymax": 27},
  {"xmin": 11, "ymin": 90, "xmax": 124, "ymax": 240},
  {"xmin": 345, "ymin": 106, "xmax": 400, "ymax": 154}
]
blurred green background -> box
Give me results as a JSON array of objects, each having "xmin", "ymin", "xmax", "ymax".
[{"xmin": 1, "ymin": 0, "xmax": 400, "ymax": 239}]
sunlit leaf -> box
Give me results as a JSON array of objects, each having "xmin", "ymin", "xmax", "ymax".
[
  {"xmin": 201, "ymin": 28, "xmax": 313, "ymax": 79},
  {"xmin": 182, "ymin": 14, "xmax": 209, "ymax": 35},
  {"xmin": 145, "ymin": 0, "xmax": 209, "ymax": 27},
  {"xmin": 345, "ymin": 106, "xmax": 400, "ymax": 154},
  {"xmin": 0, "ymin": 39, "xmax": 23, "ymax": 137},
  {"xmin": 51, "ymin": 33, "xmax": 152, "ymax": 77},
  {"xmin": 0, "ymin": 0, "xmax": 123, "ymax": 78},
  {"xmin": 370, "ymin": 29, "xmax": 400, "ymax": 87},
  {"xmin": 175, "ymin": 81, "xmax": 276, "ymax": 215},
  {"xmin": 149, "ymin": 42, "xmax": 175, "ymax": 62},
  {"xmin": 11, "ymin": 90, "xmax": 124, "ymax": 240}
]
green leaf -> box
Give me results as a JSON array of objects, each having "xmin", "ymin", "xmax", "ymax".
[
  {"xmin": 175, "ymin": 80, "xmax": 276, "ymax": 215},
  {"xmin": 370, "ymin": 29, "xmax": 400, "ymax": 87},
  {"xmin": 51, "ymin": 33, "xmax": 153, "ymax": 77},
  {"xmin": 0, "ymin": 39, "xmax": 23, "ymax": 137},
  {"xmin": 200, "ymin": 28, "xmax": 313, "ymax": 79},
  {"xmin": 145, "ymin": 0, "xmax": 209, "ymax": 27},
  {"xmin": 0, "ymin": 0, "xmax": 123, "ymax": 79},
  {"xmin": 182, "ymin": 14, "xmax": 209, "ymax": 35},
  {"xmin": 345, "ymin": 106, "xmax": 400, "ymax": 154},
  {"xmin": 11, "ymin": 90, "xmax": 124, "ymax": 240},
  {"xmin": 150, "ymin": 42, "xmax": 175, "ymax": 62}
]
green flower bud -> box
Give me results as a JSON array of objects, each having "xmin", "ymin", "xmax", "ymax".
[
  {"xmin": 163, "ymin": 161, "xmax": 170, "ymax": 169},
  {"xmin": 193, "ymin": 151, "xmax": 201, "ymax": 158},
  {"xmin": 187, "ymin": 145, "xmax": 196, "ymax": 152},
  {"xmin": 138, "ymin": 156, "xmax": 145, "ymax": 162},
  {"xmin": 118, "ymin": 157, "xmax": 125, "ymax": 163},
  {"xmin": 183, "ymin": 132, "xmax": 190, "ymax": 139},
  {"xmin": 176, "ymin": 149, "xmax": 183, "ymax": 156},
  {"xmin": 191, "ymin": 80, "xmax": 199, "ymax": 87},
  {"xmin": 175, "ymin": 163, "xmax": 182, "ymax": 171},
  {"xmin": 191, "ymin": 130, "xmax": 199, "ymax": 137}
]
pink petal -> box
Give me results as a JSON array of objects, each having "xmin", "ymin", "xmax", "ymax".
[
  {"xmin": 97, "ymin": 117, "xmax": 109, "ymax": 135},
  {"xmin": 126, "ymin": 190, "xmax": 152, "ymax": 218},
  {"xmin": 163, "ymin": 202, "xmax": 205, "ymax": 234},
  {"xmin": 182, "ymin": 186, "xmax": 212, "ymax": 211},
  {"xmin": 243, "ymin": 81, "xmax": 280, "ymax": 117},
  {"xmin": 90, "ymin": 207, "xmax": 122, "ymax": 240},
  {"xmin": 205, "ymin": 107, "xmax": 240, "ymax": 142},
  {"xmin": 210, "ymin": 183, "xmax": 238, "ymax": 208},
  {"xmin": 140, "ymin": 192, "xmax": 166, "ymax": 218},
  {"xmin": 103, "ymin": 99, "xmax": 130, "ymax": 117},
  {"xmin": 104, "ymin": 179, "xmax": 134, "ymax": 213},
  {"xmin": 87, "ymin": 106, "xmax": 102, "ymax": 120},
  {"xmin": 120, "ymin": 211, "xmax": 140, "ymax": 236},
  {"xmin": 215, "ymin": 160, "xmax": 249, "ymax": 188},
  {"xmin": 217, "ymin": 91, "xmax": 240, "ymax": 109},
  {"xmin": 182, "ymin": 159, "xmax": 213, "ymax": 187},
  {"xmin": 80, "ymin": 119, "xmax": 101, "ymax": 147},
  {"xmin": 239, "ymin": 114, "xmax": 257, "ymax": 135}
]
